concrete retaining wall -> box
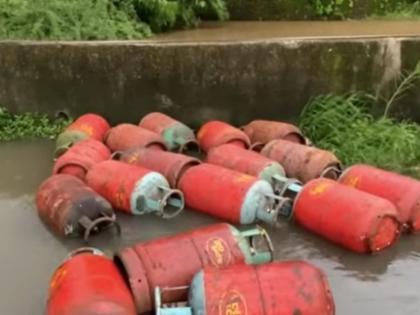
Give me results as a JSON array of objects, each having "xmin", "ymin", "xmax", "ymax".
[{"xmin": 0, "ymin": 37, "xmax": 419, "ymax": 126}]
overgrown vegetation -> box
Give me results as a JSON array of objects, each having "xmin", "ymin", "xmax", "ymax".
[
  {"xmin": 0, "ymin": 108, "xmax": 70, "ymax": 141},
  {"xmin": 299, "ymin": 63, "xmax": 420, "ymax": 177},
  {"xmin": 0, "ymin": 0, "xmax": 228, "ymax": 40},
  {"xmin": 372, "ymin": 1, "xmax": 420, "ymax": 19}
]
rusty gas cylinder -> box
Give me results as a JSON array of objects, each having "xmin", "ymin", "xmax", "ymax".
[
  {"xmin": 206, "ymin": 144, "xmax": 286, "ymax": 190},
  {"xmin": 47, "ymin": 248, "xmax": 137, "ymax": 315},
  {"xmin": 280, "ymin": 178, "xmax": 400, "ymax": 254},
  {"xmin": 36, "ymin": 174, "xmax": 119, "ymax": 241},
  {"xmin": 339, "ymin": 164, "xmax": 420, "ymax": 233},
  {"xmin": 197, "ymin": 121, "xmax": 251, "ymax": 152},
  {"xmin": 156, "ymin": 261, "xmax": 335, "ymax": 315},
  {"xmin": 116, "ymin": 147, "xmax": 200, "ymax": 188},
  {"xmin": 105, "ymin": 123, "xmax": 167, "ymax": 152},
  {"xmin": 261, "ymin": 139, "xmax": 342, "ymax": 183},
  {"xmin": 53, "ymin": 139, "xmax": 111, "ymax": 181},
  {"xmin": 139, "ymin": 112, "xmax": 198, "ymax": 152},
  {"xmin": 115, "ymin": 223, "xmax": 274, "ymax": 314},
  {"xmin": 177, "ymin": 163, "xmax": 290, "ymax": 225},
  {"xmin": 55, "ymin": 113, "xmax": 110, "ymax": 156},
  {"xmin": 242, "ymin": 120, "xmax": 306, "ymax": 150},
  {"xmin": 86, "ymin": 160, "xmax": 184, "ymax": 218}
]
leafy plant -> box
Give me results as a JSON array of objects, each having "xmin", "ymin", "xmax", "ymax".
[
  {"xmin": 299, "ymin": 63, "xmax": 420, "ymax": 177},
  {"xmin": 0, "ymin": 0, "xmax": 228, "ymax": 40},
  {"xmin": 0, "ymin": 108, "xmax": 71, "ymax": 141}
]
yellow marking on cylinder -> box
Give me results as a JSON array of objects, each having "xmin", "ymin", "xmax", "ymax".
[{"xmin": 309, "ymin": 181, "xmax": 332, "ymax": 196}]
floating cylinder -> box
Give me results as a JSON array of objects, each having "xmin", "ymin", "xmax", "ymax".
[
  {"xmin": 115, "ymin": 223, "xmax": 273, "ymax": 314},
  {"xmin": 178, "ymin": 164, "xmax": 289, "ymax": 225},
  {"xmin": 36, "ymin": 175, "xmax": 119, "ymax": 241},
  {"xmin": 53, "ymin": 139, "xmax": 111, "ymax": 181},
  {"xmin": 46, "ymin": 248, "xmax": 137, "ymax": 315},
  {"xmin": 339, "ymin": 164, "xmax": 420, "ymax": 233},
  {"xmin": 117, "ymin": 147, "xmax": 200, "ymax": 188},
  {"xmin": 55, "ymin": 113, "xmax": 110, "ymax": 156},
  {"xmin": 284, "ymin": 178, "xmax": 400, "ymax": 254},
  {"xmin": 197, "ymin": 121, "xmax": 251, "ymax": 152},
  {"xmin": 139, "ymin": 112, "xmax": 198, "ymax": 152},
  {"xmin": 105, "ymin": 123, "xmax": 167, "ymax": 152},
  {"xmin": 86, "ymin": 160, "xmax": 184, "ymax": 218},
  {"xmin": 242, "ymin": 120, "xmax": 306, "ymax": 150},
  {"xmin": 261, "ymin": 139, "xmax": 342, "ymax": 183},
  {"xmin": 206, "ymin": 144, "xmax": 286, "ymax": 190},
  {"xmin": 156, "ymin": 261, "xmax": 335, "ymax": 315}
]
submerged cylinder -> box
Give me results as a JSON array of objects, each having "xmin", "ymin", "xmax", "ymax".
[
  {"xmin": 242, "ymin": 120, "xmax": 306, "ymax": 149},
  {"xmin": 206, "ymin": 144, "xmax": 286, "ymax": 190},
  {"xmin": 53, "ymin": 139, "xmax": 111, "ymax": 181},
  {"xmin": 86, "ymin": 160, "xmax": 184, "ymax": 218},
  {"xmin": 178, "ymin": 164, "xmax": 288, "ymax": 225},
  {"xmin": 55, "ymin": 113, "xmax": 110, "ymax": 156},
  {"xmin": 36, "ymin": 174, "xmax": 119, "ymax": 241},
  {"xmin": 197, "ymin": 121, "xmax": 251, "ymax": 152},
  {"xmin": 105, "ymin": 123, "xmax": 167, "ymax": 152},
  {"xmin": 46, "ymin": 248, "xmax": 137, "ymax": 315},
  {"xmin": 339, "ymin": 164, "xmax": 420, "ymax": 233},
  {"xmin": 139, "ymin": 112, "xmax": 198, "ymax": 152},
  {"xmin": 157, "ymin": 261, "xmax": 335, "ymax": 315},
  {"xmin": 261, "ymin": 139, "xmax": 342, "ymax": 183},
  {"xmin": 292, "ymin": 178, "xmax": 400, "ymax": 254},
  {"xmin": 115, "ymin": 223, "xmax": 273, "ymax": 314},
  {"xmin": 117, "ymin": 147, "xmax": 200, "ymax": 188}
]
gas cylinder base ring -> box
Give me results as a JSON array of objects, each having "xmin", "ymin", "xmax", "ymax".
[
  {"xmin": 320, "ymin": 164, "xmax": 343, "ymax": 180},
  {"xmin": 110, "ymin": 151, "xmax": 124, "ymax": 161},
  {"xmin": 367, "ymin": 214, "xmax": 401, "ymax": 254},
  {"xmin": 249, "ymin": 142, "xmax": 265, "ymax": 152},
  {"xmin": 177, "ymin": 139, "xmax": 200, "ymax": 154},
  {"xmin": 67, "ymin": 247, "xmax": 105, "ymax": 259},
  {"xmin": 156, "ymin": 186, "xmax": 185, "ymax": 219},
  {"xmin": 79, "ymin": 214, "xmax": 122, "ymax": 242}
]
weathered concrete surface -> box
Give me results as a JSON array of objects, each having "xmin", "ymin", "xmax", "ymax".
[{"xmin": 1, "ymin": 22, "xmax": 420, "ymax": 125}]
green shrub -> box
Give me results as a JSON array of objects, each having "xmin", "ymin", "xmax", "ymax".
[
  {"xmin": 0, "ymin": 0, "xmax": 228, "ymax": 40},
  {"xmin": 0, "ymin": 108, "xmax": 70, "ymax": 141}
]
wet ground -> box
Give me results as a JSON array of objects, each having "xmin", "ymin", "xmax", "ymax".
[
  {"xmin": 155, "ymin": 21, "xmax": 420, "ymax": 42},
  {"xmin": 1, "ymin": 139, "xmax": 420, "ymax": 315}
]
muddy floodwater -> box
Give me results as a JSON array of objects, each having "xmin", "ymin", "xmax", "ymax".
[{"xmin": 1, "ymin": 139, "xmax": 420, "ymax": 314}]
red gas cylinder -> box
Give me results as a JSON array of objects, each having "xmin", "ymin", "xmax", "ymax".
[
  {"xmin": 105, "ymin": 123, "xmax": 167, "ymax": 152},
  {"xmin": 177, "ymin": 163, "xmax": 289, "ymax": 225},
  {"xmin": 55, "ymin": 113, "xmax": 110, "ymax": 156},
  {"xmin": 197, "ymin": 121, "xmax": 251, "ymax": 152},
  {"xmin": 53, "ymin": 139, "xmax": 111, "ymax": 181},
  {"xmin": 206, "ymin": 144, "xmax": 286, "ymax": 190},
  {"xmin": 115, "ymin": 223, "xmax": 274, "ymax": 314},
  {"xmin": 47, "ymin": 248, "xmax": 137, "ymax": 315},
  {"xmin": 86, "ymin": 160, "xmax": 184, "ymax": 218},
  {"xmin": 261, "ymin": 139, "xmax": 342, "ymax": 183},
  {"xmin": 36, "ymin": 174, "xmax": 119, "ymax": 241},
  {"xmin": 290, "ymin": 178, "xmax": 400, "ymax": 254},
  {"xmin": 339, "ymin": 164, "xmax": 420, "ymax": 233},
  {"xmin": 156, "ymin": 261, "xmax": 335, "ymax": 315},
  {"xmin": 242, "ymin": 120, "xmax": 306, "ymax": 149},
  {"xmin": 139, "ymin": 112, "xmax": 198, "ymax": 152},
  {"xmin": 116, "ymin": 147, "xmax": 200, "ymax": 188}
]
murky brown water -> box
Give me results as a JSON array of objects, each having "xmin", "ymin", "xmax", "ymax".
[
  {"xmin": 1, "ymin": 139, "xmax": 420, "ymax": 314},
  {"xmin": 154, "ymin": 21, "xmax": 420, "ymax": 42}
]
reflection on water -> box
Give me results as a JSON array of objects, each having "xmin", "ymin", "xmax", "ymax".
[{"xmin": 0, "ymin": 139, "xmax": 420, "ymax": 314}]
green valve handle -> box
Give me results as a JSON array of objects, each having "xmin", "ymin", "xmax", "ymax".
[{"xmin": 239, "ymin": 226, "xmax": 274, "ymax": 264}]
